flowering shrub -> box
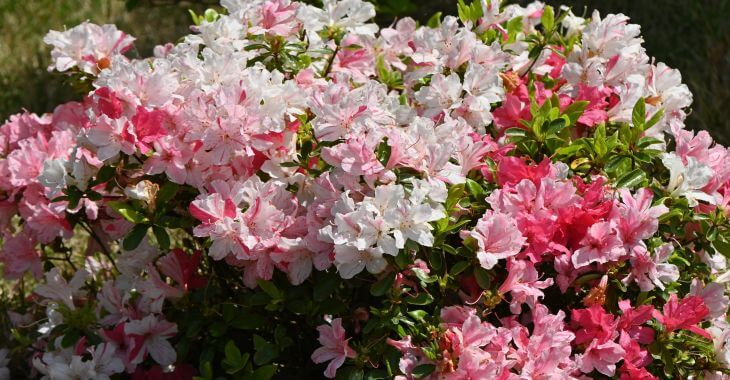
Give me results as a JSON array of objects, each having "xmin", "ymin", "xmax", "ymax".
[{"xmin": 1, "ymin": 0, "xmax": 729, "ymax": 378}]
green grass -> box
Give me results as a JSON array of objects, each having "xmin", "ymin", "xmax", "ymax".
[{"xmin": 1, "ymin": 0, "xmax": 728, "ymax": 144}]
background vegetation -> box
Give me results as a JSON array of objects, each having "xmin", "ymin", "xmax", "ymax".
[{"xmin": 1, "ymin": 0, "xmax": 728, "ymax": 143}]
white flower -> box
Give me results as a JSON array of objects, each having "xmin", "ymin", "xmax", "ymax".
[
  {"xmin": 661, "ymin": 153, "xmax": 715, "ymax": 207},
  {"xmin": 299, "ymin": 0, "xmax": 377, "ymax": 39},
  {"xmin": 559, "ymin": 6, "xmax": 586, "ymax": 38},
  {"xmin": 38, "ymin": 158, "xmax": 69, "ymax": 197},
  {"xmin": 334, "ymin": 246, "xmax": 387, "ymax": 279},
  {"xmin": 33, "ymin": 350, "xmax": 98, "ymax": 380}
]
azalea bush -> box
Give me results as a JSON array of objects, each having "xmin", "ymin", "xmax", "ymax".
[{"xmin": 1, "ymin": 0, "xmax": 729, "ymax": 378}]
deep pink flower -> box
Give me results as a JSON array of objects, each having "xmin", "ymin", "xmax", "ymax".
[
  {"xmin": 157, "ymin": 249, "xmax": 207, "ymax": 292},
  {"xmin": 571, "ymin": 305, "xmax": 618, "ymax": 345},
  {"xmin": 653, "ymin": 294, "xmax": 710, "ymax": 338},
  {"xmin": 617, "ymin": 300, "xmax": 655, "ymax": 344}
]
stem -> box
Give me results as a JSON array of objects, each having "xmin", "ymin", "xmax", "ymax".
[
  {"xmin": 79, "ymin": 221, "xmax": 118, "ymax": 272},
  {"xmin": 321, "ymin": 43, "xmax": 340, "ymax": 78}
]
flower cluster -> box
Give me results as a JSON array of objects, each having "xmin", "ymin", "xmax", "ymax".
[{"xmin": 1, "ymin": 0, "xmax": 729, "ymax": 379}]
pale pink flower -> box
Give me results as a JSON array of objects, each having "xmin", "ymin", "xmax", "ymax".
[
  {"xmin": 571, "ymin": 221, "xmax": 625, "ymax": 268},
  {"xmin": 577, "ymin": 338, "xmax": 625, "ymax": 376},
  {"xmin": 610, "ymin": 188, "xmax": 668, "ymax": 249},
  {"xmin": 498, "ymin": 259, "xmax": 553, "ymax": 314},
  {"xmin": 460, "ymin": 210, "xmax": 526, "ymax": 269},
  {"xmin": 311, "ymin": 318, "xmax": 356, "ymax": 378},
  {"xmin": 623, "ymin": 243, "xmax": 679, "ymax": 291}
]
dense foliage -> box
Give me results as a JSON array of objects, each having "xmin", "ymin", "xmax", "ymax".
[{"xmin": 1, "ymin": 0, "xmax": 729, "ymax": 379}]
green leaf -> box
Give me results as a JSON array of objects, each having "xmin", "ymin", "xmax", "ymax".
[
  {"xmin": 61, "ymin": 329, "xmax": 80, "ymax": 348},
  {"xmin": 152, "ymin": 226, "xmax": 170, "ymax": 250},
  {"xmin": 231, "ymin": 313, "xmax": 267, "ymax": 330},
  {"xmin": 405, "ymin": 293, "xmax": 434, "ymax": 305},
  {"xmin": 632, "ymin": 97, "xmax": 646, "ymax": 130},
  {"xmin": 156, "ymin": 182, "xmax": 179, "ymax": 205},
  {"xmin": 541, "ymin": 5, "xmax": 555, "ymax": 31},
  {"xmin": 253, "ymin": 335, "xmax": 278, "ymax": 365},
  {"xmin": 412, "ymin": 268, "xmax": 438, "ymax": 284},
  {"xmin": 123, "ymin": 224, "xmax": 149, "ymax": 251},
  {"xmin": 457, "ymin": 0, "xmax": 483, "ymax": 24},
  {"xmin": 314, "ymin": 272, "xmax": 340, "ymax": 301},
  {"xmin": 614, "ymin": 169, "xmax": 646, "ymax": 189},
  {"xmin": 474, "ymin": 266, "xmax": 491, "ymax": 289},
  {"xmin": 713, "ymin": 236, "xmax": 730, "ymax": 257},
  {"xmin": 445, "ymin": 184, "xmax": 465, "ymax": 211},
  {"xmin": 257, "ymin": 280, "xmax": 282, "ymax": 300},
  {"xmin": 375, "ymin": 139, "xmax": 392, "ymax": 167},
  {"xmin": 370, "ymin": 272, "xmax": 395, "ymax": 296},
  {"xmin": 426, "ymin": 12, "xmax": 442, "ymax": 28},
  {"xmin": 188, "ymin": 9, "xmax": 201, "ymax": 25},
  {"xmin": 645, "ymin": 108, "xmax": 665, "ymax": 130},
  {"xmin": 562, "ymin": 101, "xmax": 588, "ymax": 126},
  {"xmin": 224, "ymin": 340, "xmax": 242, "ymax": 367},
  {"xmin": 407, "ymin": 310, "xmax": 428, "ymax": 322},
  {"xmin": 465, "ymin": 179, "xmax": 484, "ymax": 197},
  {"xmin": 108, "ymin": 201, "xmax": 148, "ymax": 223},
  {"xmin": 545, "ymin": 118, "xmax": 567, "ymax": 136},
  {"xmin": 554, "ymin": 143, "xmax": 585, "ymax": 157},
  {"xmin": 92, "ymin": 165, "xmax": 116, "ymax": 185},
  {"xmin": 412, "ymin": 364, "xmax": 436, "ymax": 378},
  {"xmin": 449, "ymin": 261, "xmax": 470, "ymax": 276},
  {"xmin": 593, "ymin": 124, "xmax": 608, "ymax": 158},
  {"xmin": 636, "ymin": 137, "xmax": 663, "ymax": 148},
  {"xmin": 250, "ymin": 364, "xmax": 277, "ymax": 380},
  {"xmin": 505, "ymin": 127, "xmax": 528, "ymax": 139},
  {"xmin": 604, "ymin": 155, "xmax": 631, "ymax": 175}
]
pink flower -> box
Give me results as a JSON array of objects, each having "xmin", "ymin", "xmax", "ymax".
[
  {"xmin": 653, "ymin": 294, "xmax": 711, "ymax": 338},
  {"xmin": 131, "ymin": 106, "xmax": 168, "ymax": 153},
  {"xmin": 156, "ymin": 249, "xmax": 207, "ymax": 293},
  {"xmin": 248, "ymin": 0, "xmax": 301, "ymax": 37},
  {"xmin": 574, "ymin": 84, "xmax": 612, "ymax": 126},
  {"xmin": 689, "ymin": 279, "xmax": 729, "ymax": 319},
  {"xmin": 577, "ymin": 338, "xmax": 625, "ymax": 376},
  {"xmin": 617, "ymin": 300, "xmax": 655, "ymax": 344},
  {"xmin": 498, "ymin": 259, "xmax": 553, "ymax": 313},
  {"xmin": 311, "ymin": 318, "xmax": 356, "ymax": 378},
  {"xmin": 460, "ymin": 210, "xmax": 525, "ymax": 269},
  {"xmin": 0, "ymin": 231, "xmax": 42, "ymax": 280},
  {"xmin": 571, "ymin": 305, "xmax": 619, "ymax": 345},
  {"xmin": 571, "ymin": 221, "xmax": 625, "ymax": 268},
  {"xmin": 125, "ymin": 315, "xmax": 178, "ymax": 367},
  {"xmin": 610, "ymin": 188, "xmax": 668, "ymax": 249}
]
